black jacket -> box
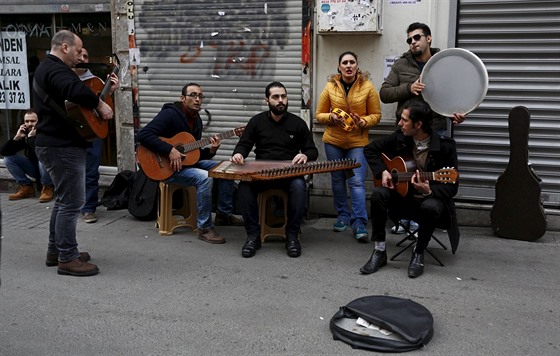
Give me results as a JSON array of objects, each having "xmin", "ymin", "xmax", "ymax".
[
  {"xmin": 33, "ymin": 54, "xmax": 99, "ymax": 148},
  {"xmin": 364, "ymin": 130, "xmax": 460, "ymax": 252},
  {"xmin": 0, "ymin": 136, "xmax": 40, "ymax": 178}
]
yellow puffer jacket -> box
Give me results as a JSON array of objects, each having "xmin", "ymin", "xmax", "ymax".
[{"xmin": 315, "ymin": 72, "xmax": 381, "ymax": 149}]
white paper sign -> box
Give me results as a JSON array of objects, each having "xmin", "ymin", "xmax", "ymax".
[
  {"xmin": 384, "ymin": 55, "xmax": 400, "ymax": 80},
  {"xmin": 0, "ymin": 31, "xmax": 30, "ymax": 109}
]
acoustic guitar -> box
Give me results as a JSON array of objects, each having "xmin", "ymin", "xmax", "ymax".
[
  {"xmin": 373, "ymin": 153, "xmax": 458, "ymax": 197},
  {"xmin": 65, "ymin": 55, "xmax": 120, "ymax": 141},
  {"xmin": 137, "ymin": 126, "xmax": 245, "ymax": 181}
]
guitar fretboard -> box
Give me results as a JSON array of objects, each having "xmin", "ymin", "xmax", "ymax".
[{"xmin": 181, "ymin": 130, "xmax": 238, "ymax": 152}]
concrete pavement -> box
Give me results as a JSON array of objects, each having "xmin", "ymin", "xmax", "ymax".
[{"xmin": 0, "ymin": 192, "xmax": 558, "ymax": 355}]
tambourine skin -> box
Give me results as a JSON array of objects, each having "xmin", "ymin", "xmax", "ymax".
[
  {"xmin": 332, "ymin": 108, "xmax": 357, "ymax": 131},
  {"xmin": 421, "ymin": 48, "xmax": 488, "ymax": 116}
]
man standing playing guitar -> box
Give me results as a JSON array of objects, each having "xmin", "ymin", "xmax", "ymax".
[
  {"xmin": 137, "ymin": 83, "xmax": 242, "ymax": 244},
  {"xmin": 73, "ymin": 48, "xmax": 120, "ymax": 224},
  {"xmin": 361, "ymin": 100, "xmax": 460, "ymax": 278},
  {"xmin": 33, "ymin": 30, "xmax": 113, "ymax": 277}
]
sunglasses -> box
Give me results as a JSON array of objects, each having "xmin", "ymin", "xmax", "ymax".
[{"xmin": 406, "ymin": 33, "xmax": 426, "ymax": 45}]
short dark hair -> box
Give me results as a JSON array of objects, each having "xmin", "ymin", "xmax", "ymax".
[
  {"xmin": 402, "ymin": 99, "xmax": 433, "ymax": 134},
  {"xmin": 406, "ymin": 22, "xmax": 431, "ymax": 37},
  {"xmin": 182, "ymin": 82, "xmax": 201, "ymax": 96},
  {"xmin": 265, "ymin": 81, "xmax": 286, "ymax": 98}
]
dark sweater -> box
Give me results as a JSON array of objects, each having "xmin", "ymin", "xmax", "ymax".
[
  {"xmin": 33, "ymin": 54, "xmax": 99, "ymax": 147},
  {"xmin": 137, "ymin": 102, "xmax": 214, "ymax": 160},
  {"xmin": 233, "ymin": 111, "xmax": 318, "ymax": 161}
]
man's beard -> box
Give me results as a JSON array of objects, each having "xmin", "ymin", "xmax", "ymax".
[
  {"xmin": 412, "ymin": 47, "xmax": 424, "ymax": 58},
  {"xmin": 269, "ymin": 102, "xmax": 288, "ymax": 115}
]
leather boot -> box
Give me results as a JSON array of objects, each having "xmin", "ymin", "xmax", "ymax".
[
  {"xmin": 57, "ymin": 259, "xmax": 99, "ymax": 277},
  {"xmin": 197, "ymin": 227, "xmax": 226, "ymax": 244},
  {"xmin": 46, "ymin": 251, "xmax": 91, "ymax": 267},
  {"xmin": 408, "ymin": 252, "xmax": 425, "ymax": 278},
  {"xmin": 360, "ymin": 249, "xmax": 387, "ymax": 274},
  {"xmin": 9, "ymin": 184, "xmax": 35, "ymax": 200},
  {"xmin": 38, "ymin": 185, "xmax": 54, "ymax": 203},
  {"xmin": 286, "ymin": 235, "xmax": 301, "ymax": 258},
  {"xmin": 241, "ymin": 235, "xmax": 261, "ymax": 258}
]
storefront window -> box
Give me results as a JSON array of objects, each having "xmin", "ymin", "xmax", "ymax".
[{"xmin": 0, "ymin": 12, "xmax": 115, "ymax": 166}]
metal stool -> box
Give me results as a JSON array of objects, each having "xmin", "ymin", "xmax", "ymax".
[
  {"xmin": 390, "ymin": 219, "xmax": 448, "ymax": 266},
  {"xmin": 157, "ymin": 182, "xmax": 197, "ymax": 236},
  {"xmin": 257, "ymin": 189, "xmax": 288, "ymax": 242}
]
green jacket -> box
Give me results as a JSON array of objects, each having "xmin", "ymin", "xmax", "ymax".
[{"xmin": 380, "ymin": 48, "xmax": 448, "ymax": 131}]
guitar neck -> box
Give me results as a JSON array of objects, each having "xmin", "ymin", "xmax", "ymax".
[
  {"xmin": 392, "ymin": 171, "xmax": 436, "ymax": 182},
  {"xmin": 99, "ymin": 65, "xmax": 119, "ymax": 101},
  {"xmin": 182, "ymin": 129, "xmax": 237, "ymax": 152}
]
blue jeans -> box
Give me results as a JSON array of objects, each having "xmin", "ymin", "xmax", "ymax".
[
  {"xmin": 4, "ymin": 154, "xmax": 52, "ymax": 186},
  {"xmin": 324, "ymin": 143, "xmax": 368, "ymax": 230},
  {"xmin": 36, "ymin": 146, "xmax": 86, "ymax": 262},
  {"xmin": 238, "ymin": 177, "xmax": 307, "ymax": 238},
  {"xmin": 82, "ymin": 139, "xmax": 102, "ymax": 213},
  {"xmin": 166, "ymin": 160, "xmax": 234, "ymax": 229}
]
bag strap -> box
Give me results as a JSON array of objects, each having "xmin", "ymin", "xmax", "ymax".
[{"xmin": 32, "ymin": 79, "xmax": 85, "ymax": 129}]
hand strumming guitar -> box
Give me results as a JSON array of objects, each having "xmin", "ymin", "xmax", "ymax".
[
  {"xmin": 96, "ymin": 100, "xmax": 113, "ymax": 121},
  {"xmin": 169, "ymin": 147, "xmax": 186, "ymax": 172},
  {"xmin": 380, "ymin": 170, "xmax": 395, "ymax": 189}
]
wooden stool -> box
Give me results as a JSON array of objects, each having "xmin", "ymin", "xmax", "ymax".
[
  {"xmin": 258, "ymin": 189, "xmax": 288, "ymax": 242},
  {"xmin": 157, "ymin": 182, "xmax": 198, "ymax": 236}
]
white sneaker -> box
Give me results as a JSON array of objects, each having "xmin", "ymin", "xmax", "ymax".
[{"xmin": 391, "ymin": 219, "xmax": 409, "ymax": 234}]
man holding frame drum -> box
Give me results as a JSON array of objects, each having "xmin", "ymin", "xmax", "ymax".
[{"xmin": 380, "ymin": 22, "xmax": 466, "ymax": 134}]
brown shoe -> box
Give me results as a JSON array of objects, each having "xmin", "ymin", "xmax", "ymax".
[
  {"xmin": 46, "ymin": 251, "xmax": 91, "ymax": 267},
  {"xmin": 215, "ymin": 212, "xmax": 245, "ymax": 226},
  {"xmin": 197, "ymin": 227, "xmax": 226, "ymax": 244},
  {"xmin": 9, "ymin": 184, "xmax": 35, "ymax": 200},
  {"xmin": 57, "ymin": 259, "xmax": 99, "ymax": 276},
  {"xmin": 38, "ymin": 185, "xmax": 54, "ymax": 203}
]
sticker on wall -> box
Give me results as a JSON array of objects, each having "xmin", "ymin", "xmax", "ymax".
[{"xmin": 129, "ymin": 48, "xmax": 140, "ymax": 65}]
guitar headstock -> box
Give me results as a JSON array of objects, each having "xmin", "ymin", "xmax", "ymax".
[
  {"xmin": 434, "ymin": 167, "xmax": 459, "ymax": 184},
  {"xmin": 107, "ymin": 53, "xmax": 120, "ymax": 68}
]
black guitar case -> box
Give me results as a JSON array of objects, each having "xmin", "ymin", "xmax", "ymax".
[{"xmin": 490, "ymin": 106, "xmax": 547, "ymax": 241}]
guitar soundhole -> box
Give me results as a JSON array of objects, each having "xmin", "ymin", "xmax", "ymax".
[
  {"xmin": 391, "ymin": 169, "xmax": 399, "ymax": 184},
  {"xmin": 176, "ymin": 146, "xmax": 185, "ymax": 154}
]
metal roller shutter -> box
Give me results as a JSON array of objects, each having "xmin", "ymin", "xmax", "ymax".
[
  {"xmin": 134, "ymin": 0, "xmax": 303, "ymax": 160},
  {"xmin": 455, "ymin": 0, "xmax": 560, "ymax": 208},
  {"xmin": 0, "ymin": 1, "xmax": 110, "ymax": 13}
]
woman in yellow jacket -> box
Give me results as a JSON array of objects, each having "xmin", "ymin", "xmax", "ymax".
[{"xmin": 316, "ymin": 51, "xmax": 382, "ymax": 242}]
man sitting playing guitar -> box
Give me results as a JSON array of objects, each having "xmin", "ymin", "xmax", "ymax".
[
  {"xmin": 361, "ymin": 100, "xmax": 460, "ymax": 278},
  {"xmin": 137, "ymin": 83, "xmax": 243, "ymax": 244}
]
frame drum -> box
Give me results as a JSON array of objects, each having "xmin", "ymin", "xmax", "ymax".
[{"xmin": 421, "ymin": 48, "xmax": 488, "ymax": 117}]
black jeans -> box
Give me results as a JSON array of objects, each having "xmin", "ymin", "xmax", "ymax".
[
  {"xmin": 238, "ymin": 177, "xmax": 307, "ymax": 239},
  {"xmin": 370, "ymin": 186, "xmax": 445, "ymax": 253}
]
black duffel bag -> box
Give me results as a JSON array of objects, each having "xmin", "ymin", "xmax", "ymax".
[{"xmin": 330, "ymin": 295, "xmax": 434, "ymax": 352}]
